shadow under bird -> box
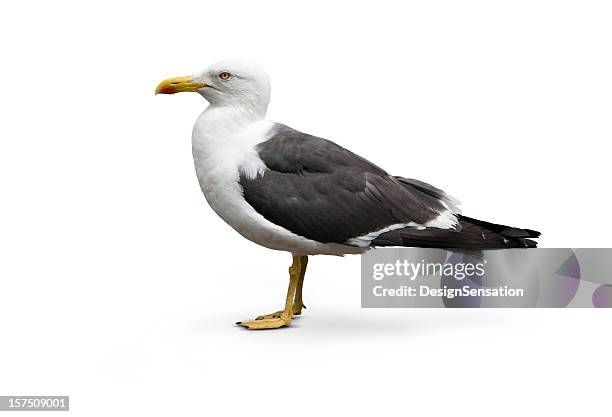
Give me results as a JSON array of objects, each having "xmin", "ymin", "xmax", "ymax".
[{"xmin": 156, "ymin": 60, "xmax": 540, "ymax": 330}]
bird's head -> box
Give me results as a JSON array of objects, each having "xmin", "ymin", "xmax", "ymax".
[{"xmin": 156, "ymin": 60, "xmax": 271, "ymax": 117}]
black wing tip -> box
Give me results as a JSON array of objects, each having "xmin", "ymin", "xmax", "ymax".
[
  {"xmin": 500, "ymin": 227, "xmax": 541, "ymax": 239},
  {"xmin": 459, "ymin": 215, "xmax": 541, "ymax": 239},
  {"xmin": 526, "ymin": 229, "xmax": 542, "ymax": 238},
  {"xmin": 371, "ymin": 215, "xmax": 541, "ymax": 250}
]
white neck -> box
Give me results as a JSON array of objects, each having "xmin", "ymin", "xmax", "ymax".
[
  {"xmin": 192, "ymin": 103, "xmax": 275, "ymax": 189},
  {"xmin": 196, "ymin": 103, "xmax": 266, "ymax": 138}
]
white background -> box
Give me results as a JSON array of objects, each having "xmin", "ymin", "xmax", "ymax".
[{"xmin": 1, "ymin": 1, "xmax": 611, "ymax": 415}]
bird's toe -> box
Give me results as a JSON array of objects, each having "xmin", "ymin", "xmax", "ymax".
[{"xmin": 236, "ymin": 317, "xmax": 290, "ymax": 330}]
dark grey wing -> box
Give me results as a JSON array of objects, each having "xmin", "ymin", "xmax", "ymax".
[{"xmin": 239, "ymin": 124, "xmax": 456, "ymax": 245}]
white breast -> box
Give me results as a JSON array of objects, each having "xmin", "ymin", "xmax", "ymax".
[{"xmin": 191, "ymin": 109, "xmax": 363, "ymax": 256}]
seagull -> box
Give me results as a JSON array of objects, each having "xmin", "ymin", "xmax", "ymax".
[{"xmin": 156, "ymin": 60, "xmax": 540, "ymax": 330}]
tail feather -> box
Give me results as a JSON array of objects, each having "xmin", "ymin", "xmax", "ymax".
[{"xmin": 371, "ymin": 215, "xmax": 540, "ymax": 249}]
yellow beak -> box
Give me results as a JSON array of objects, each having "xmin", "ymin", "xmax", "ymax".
[{"xmin": 155, "ymin": 75, "xmax": 208, "ymax": 95}]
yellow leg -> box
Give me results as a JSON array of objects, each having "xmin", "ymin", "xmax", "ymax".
[
  {"xmin": 293, "ymin": 255, "xmax": 308, "ymax": 314},
  {"xmin": 237, "ymin": 255, "xmax": 307, "ymax": 330},
  {"xmin": 255, "ymin": 255, "xmax": 308, "ymax": 320}
]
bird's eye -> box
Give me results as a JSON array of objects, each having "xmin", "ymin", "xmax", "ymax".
[{"xmin": 218, "ymin": 71, "xmax": 231, "ymax": 81}]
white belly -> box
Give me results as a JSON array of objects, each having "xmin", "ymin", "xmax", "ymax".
[{"xmin": 191, "ymin": 117, "xmax": 363, "ymax": 256}]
